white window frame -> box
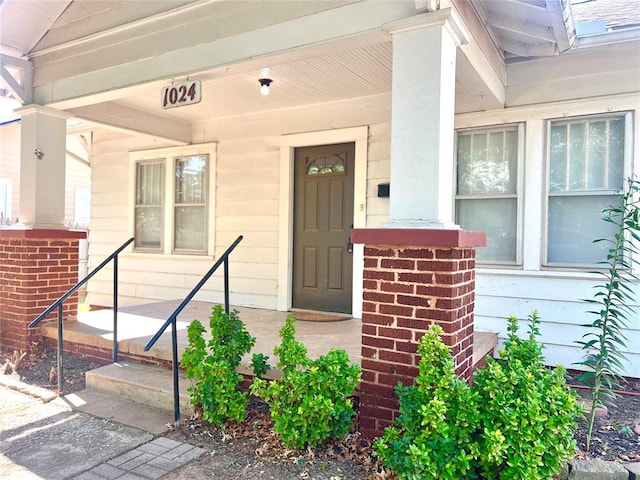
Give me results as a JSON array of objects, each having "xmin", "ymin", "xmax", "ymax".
[
  {"xmin": 454, "ymin": 123, "xmax": 525, "ymax": 266},
  {"xmin": 130, "ymin": 143, "xmax": 217, "ymax": 255},
  {"xmin": 543, "ymin": 111, "xmax": 633, "ymax": 269}
]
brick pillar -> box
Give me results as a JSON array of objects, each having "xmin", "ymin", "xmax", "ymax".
[
  {"xmin": 351, "ymin": 228, "xmax": 485, "ymax": 439},
  {"xmin": 0, "ymin": 229, "xmax": 86, "ymax": 351}
]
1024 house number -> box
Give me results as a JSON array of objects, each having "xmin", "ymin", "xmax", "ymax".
[{"xmin": 161, "ymin": 80, "xmax": 202, "ymax": 109}]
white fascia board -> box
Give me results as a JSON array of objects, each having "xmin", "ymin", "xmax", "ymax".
[
  {"xmin": 33, "ymin": 0, "xmax": 416, "ymax": 109},
  {"xmin": 68, "ymin": 103, "xmax": 191, "ymax": 145},
  {"xmin": 453, "ymin": 3, "xmax": 507, "ymax": 110}
]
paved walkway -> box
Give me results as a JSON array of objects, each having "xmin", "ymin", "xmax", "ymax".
[{"xmin": 0, "ymin": 378, "xmax": 204, "ymax": 480}]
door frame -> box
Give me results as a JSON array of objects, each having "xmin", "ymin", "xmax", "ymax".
[{"xmin": 278, "ymin": 126, "xmax": 368, "ymax": 318}]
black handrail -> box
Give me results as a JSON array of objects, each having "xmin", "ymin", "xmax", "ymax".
[
  {"xmin": 29, "ymin": 237, "xmax": 135, "ymax": 393},
  {"xmin": 143, "ymin": 234, "xmax": 243, "ymax": 427}
]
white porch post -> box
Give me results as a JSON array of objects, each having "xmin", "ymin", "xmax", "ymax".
[
  {"xmin": 385, "ymin": 9, "xmax": 468, "ymax": 229},
  {"xmin": 16, "ymin": 105, "xmax": 68, "ymax": 229}
]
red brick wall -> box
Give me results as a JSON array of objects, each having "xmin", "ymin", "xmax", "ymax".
[
  {"xmin": 351, "ymin": 228, "xmax": 485, "ymax": 440},
  {"xmin": 0, "ymin": 230, "xmax": 86, "ymax": 352}
]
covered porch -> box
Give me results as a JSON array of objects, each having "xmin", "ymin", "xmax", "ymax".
[{"xmin": 40, "ymin": 300, "xmax": 497, "ymax": 379}]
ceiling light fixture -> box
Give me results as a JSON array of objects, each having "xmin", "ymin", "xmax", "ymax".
[{"xmin": 258, "ymin": 78, "xmax": 272, "ymax": 96}]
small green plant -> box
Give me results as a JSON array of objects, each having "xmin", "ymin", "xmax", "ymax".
[
  {"xmin": 251, "ymin": 316, "xmax": 361, "ymax": 449},
  {"xmin": 251, "ymin": 353, "xmax": 271, "ymax": 378},
  {"xmin": 181, "ymin": 305, "xmax": 255, "ymax": 424},
  {"xmin": 575, "ymin": 178, "xmax": 640, "ymax": 451},
  {"xmin": 473, "ymin": 311, "xmax": 581, "ymax": 479},
  {"xmin": 616, "ymin": 425, "xmax": 634, "ymax": 438},
  {"xmin": 374, "ymin": 325, "xmax": 479, "ymax": 480},
  {"xmin": 375, "ymin": 312, "xmax": 580, "ymax": 480}
]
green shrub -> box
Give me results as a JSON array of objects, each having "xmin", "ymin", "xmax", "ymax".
[
  {"xmin": 181, "ymin": 305, "xmax": 255, "ymax": 424},
  {"xmin": 374, "ymin": 325, "xmax": 479, "ymax": 480},
  {"xmin": 251, "ymin": 316, "xmax": 361, "ymax": 449},
  {"xmin": 473, "ymin": 311, "xmax": 581, "ymax": 479},
  {"xmin": 375, "ymin": 312, "xmax": 581, "ymax": 480}
]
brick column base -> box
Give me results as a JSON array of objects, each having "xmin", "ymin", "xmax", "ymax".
[
  {"xmin": 351, "ymin": 228, "xmax": 485, "ymax": 439},
  {"xmin": 0, "ymin": 229, "xmax": 86, "ymax": 351}
]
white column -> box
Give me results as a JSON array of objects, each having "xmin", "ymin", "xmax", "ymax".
[
  {"xmin": 385, "ymin": 9, "xmax": 468, "ymax": 229},
  {"xmin": 16, "ymin": 105, "xmax": 68, "ymax": 229}
]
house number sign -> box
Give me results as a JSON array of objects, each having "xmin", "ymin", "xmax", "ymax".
[{"xmin": 161, "ymin": 80, "xmax": 201, "ymax": 109}]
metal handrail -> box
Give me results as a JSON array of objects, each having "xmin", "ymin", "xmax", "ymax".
[
  {"xmin": 29, "ymin": 237, "xmax": 135, "ymax": 393},
  {"xmin": 143, "ymin": 234, "xmax": 243, "ymax": 427}
]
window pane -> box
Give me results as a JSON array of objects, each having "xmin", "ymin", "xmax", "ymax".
[
  {"xmin": 470, "ymin": 133, "xmax": 487, "ymax": 193},
  {"xmin": 174, "ymin": 154, "xmax": 207, "ymax": 252},
  {"xmin": 456, "ymin": 129, "xmax": 517, "ymax": 195},
  {"xmin": 456, "ymin": 134, "xmax": 472, "ymax": 195},
  {"xmin": 135, "ymin": 206, "xmax": 162, "ymax": 249},
  {"xmin": 136, "ymin": 162, "xmax": 163, "ymax": 205},
  {"xmin": 547, "ymin": 195, "xmax": 619, "ymax": 265},
  {"xmin": 175, "ymin": 206, "xmax": 205, "ymax": 251},
  {"xmin": 568, "ymin": 123, "xmax": 586, "ymax": 189},
  {"xmin": 547, "ymin": 114, "xmax": 626, "ymax": 266},
  {"xmin": 549, "ymin": 124, "xmax": 567, "ymax": 191},
  {"xmin": 551, "ymin": 116, "xmax": 625, "ymax": 193},
  {"xmin": 608, "ymin": 118, "xmax": 625, "ymax": 189},
  {"xmin": 306, "ymin": 154, "xmax": 346, "ymax": 176},
  {"xmin": 175, "ymin": 155, "xmax": 206, "ymax": 204},
  {"xmin": 457, "ymin": 198, "xmax": 517, "ymax": 263},
  {"xmin": 135, "ymin": 162, "xmax": 164, "ymax": 250},
  {"xmin": 587, "ymin": 121, "xmax": 606, "ymax": 189},
  {"xmin": 504, "ymin": 129, "xmax": 518, "ymax": 193}
]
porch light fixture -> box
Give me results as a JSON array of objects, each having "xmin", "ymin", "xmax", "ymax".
[{"xmin": 259, "ymin": 78, "xmax": 272, "ymax": 96}]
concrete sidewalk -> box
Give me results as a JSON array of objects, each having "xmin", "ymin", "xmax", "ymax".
[{"xmin": 0, "ymin": 378, "xmax": 204, "ymax": 479}]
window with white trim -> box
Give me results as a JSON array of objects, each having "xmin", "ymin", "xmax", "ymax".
[
  {"xmin": 455, "ymin": 125, "xmax": 522, "ymax": 265},
  {"xmin": 545, "ymin": 113, "xmax": 628, "ymax": 267},
  {"xmin": 132, "ymin": 146, "xmax": 212, "ymax": 254}
]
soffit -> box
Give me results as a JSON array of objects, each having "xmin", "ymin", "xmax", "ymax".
[{"xmin": 0, "ymin": 0, "xmax": 576, "ymax": 125}]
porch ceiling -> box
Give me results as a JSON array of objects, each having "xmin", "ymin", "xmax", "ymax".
[{"xmin": 1, "ymin": 0, "xmax": 574, "ymax": 129}]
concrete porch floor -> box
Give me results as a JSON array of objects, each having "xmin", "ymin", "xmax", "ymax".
[
  {"xmin": 44, "ymin": 300, "xmax": 363, "ymax": 376},
  {"xmin": 42, "ymin": 300, "xmax": 497, "ymax": 375}
]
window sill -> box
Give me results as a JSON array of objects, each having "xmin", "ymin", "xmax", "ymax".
[{"xmin": 477, "ymin": 267, "xmax": 601, "ymax": 281}]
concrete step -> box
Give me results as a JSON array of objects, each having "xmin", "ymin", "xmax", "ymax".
[
  {"xmin": 85, "ymin": 362, "xmax": 194, "ymax": 417},
  {"xmin": 473, "ymin": 330, "xmax": 498, "ymax": 367},
  {"xmin": 63, "ymin": 388, "xmax": 175, "ymax": 435}
]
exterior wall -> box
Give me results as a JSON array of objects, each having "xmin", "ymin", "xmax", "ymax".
[
  {"xmin": 84, "ymin": 87, "xmax": 640, "ymax": 378},
  {"xmin": 87, "ymin": 94, "xmax": 392, "ymax": 309},
  {"xmin": 457, "ymin": 93, "xmax": 640, "ymax": 378}
]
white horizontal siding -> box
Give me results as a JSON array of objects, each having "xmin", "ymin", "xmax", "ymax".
[
  {"xmin": 84, "ymin": 89, "xmax": 640, "ymax": 378},
  {"xmin": 365, "ymin": 122, "xmax": 390, "ymax": 228},
  {"xmin": 88, "ymin": 95, "xmax": 392, "ymax": 311},
  {"xmin": 476, "ymin": 271, "xmax": 640, "ymax": 377}
]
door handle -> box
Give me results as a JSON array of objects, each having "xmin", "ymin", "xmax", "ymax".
[{"xmin": 347, "ymin": 224, "xmax": 353, "ymax": 253}]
